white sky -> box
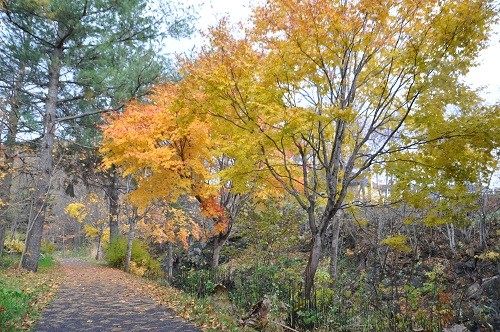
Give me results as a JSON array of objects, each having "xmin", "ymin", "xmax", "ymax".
[
  {"xmin": 466, "ymin": 23, "xmax": 500, "ymax": 104},
  {"xmin": 168, "ymin": 0, "xmax": 500, "ymax": 104}
]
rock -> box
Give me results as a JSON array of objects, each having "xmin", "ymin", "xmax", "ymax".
[
  {"xmin": 466, "ymin": 282, "xmax": 482, "ymax": 300},
  {"xmin": 239, "ymin": 296, "xmax": 271, "ymax": 329},
  {"xmin": 461, "ymin": 275, "xmax": 500, "ymax": 331},
  {"xmin": 481, "ymin": 276, "xmax": 500, "ymax": 301},
  {"xmin": 464, "ymin": 259, "xmax": 476, "ymax": 270},
  {"xmin": 443, "ymin": 324, "xmax": 468, "ymax": 332}
]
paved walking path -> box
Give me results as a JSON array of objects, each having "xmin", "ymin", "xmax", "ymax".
[{"xmin": 35, "ymin": 258, "xmax": 201, "ymax": 332}]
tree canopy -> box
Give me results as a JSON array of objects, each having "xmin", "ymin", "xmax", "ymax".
[{"xmin": 101, "ymin": 0, "xmax": 499, "ymax": 299}]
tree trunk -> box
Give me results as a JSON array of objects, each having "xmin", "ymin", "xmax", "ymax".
[
  {"xmin": 377, "ymin": 211, "xmax": 386, "ymax": 258},
  {"xmin": 210, "ymin": 234, "xmax": 227, "ymax": 269},
  {"xmin": 329, "ymin": 215, "xmax": 342, "ymax": 281},
  {"xmin": 167, "ymin": 241, "xmax": 173, "ymax": 280},
  {"xmin": 74, "ymin": 221, "xmax": 83, "ymax": 250},
  {"xmin": 0, "ymin": 224, "xmax": 6, "ymax": 256},
  {"xmin": 211, "ymin": 228, "xmax": 231, "ymax": 269},
  {"xmin": 479, "ymin": 217, "xmax": 487, "ymax": 250},
  {"xmin": 303, "ymin": 233, "xmax": 322, "ymax": 301},
  {"xmin": 108, "ymin": 166, "xmax": 120, "ymax": 243},
  {"xmin": 212, "ymin": 240, "xmax": 222, "ymax": 269},
  {"xmin": 479, "ymin": 190, "xmax": 488, "ymax": 250},
  {"xmin": 61, "ymin": 227, "xmax": 65, "ymax": 257},
  {"xmin": 446, "ymin": 223, "xmax": 457, "ymax": 253},
  {"xmin": 96, "ymin": 229, "xmax": 103, "ymax": 260},
  {"xmin": 20, "ymin": 45, "xmax": 61, "ymax": 272},
  {"xmin": 124, "ymin": 208, "xmax": 137, "ymax": 273}
]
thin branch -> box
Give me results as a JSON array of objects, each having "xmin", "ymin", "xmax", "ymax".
[{"xmin": 55, "ymin": 105, "xmax": 123, "ymax": 122}]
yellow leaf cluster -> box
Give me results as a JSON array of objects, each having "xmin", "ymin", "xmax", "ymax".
[
  {"xmin": 64, "ymin": 203, "xmax": 87, "ymax": 222},
  {"xmin": 83, "ymin": 224, "xmax": 99, "ymax": 239},
  {"xmin": 129, "ymin": 261, "xmax": 148, "ymax": 277},
  {"xmin": 140, "ymin": 204, "xmax": 201, "ymax": 249},
  {"xmin": 381, "ymin": 235, "xmax": 412, "ymax": 253},
  {"xmin": 4, "ymin": 238, "xmax": 24, "ymax": 254},
  {"xmin": 476, "ymin": 251, "xmax": 500, "ymax": 262}
]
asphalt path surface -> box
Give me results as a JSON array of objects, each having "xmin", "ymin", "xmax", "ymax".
[{"xmin": 35, "ymin": 258, "xmax": 200, "ymax": 332}]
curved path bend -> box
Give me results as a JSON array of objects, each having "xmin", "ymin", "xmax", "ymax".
[{"xmin": 35, "ymin": 258, "xmax": 200, "ymax": 332}]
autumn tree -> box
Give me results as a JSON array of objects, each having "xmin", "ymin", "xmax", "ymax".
[
  {"xmin": 0, "ymin": 0, "xmax": 191, "ymax": 271},
  {"xmin": 139, "ymin": 200, "xmax": 201, "ymax": 278},
  {"xmin": 102, "ymin": 85, "xmax": 213, "ymax": 266},
  {"xmin": 65, "ymin": 192, "xmax": 109, "ymax": 260},
  {"xmin": 177, "ymin": 0, "xmax": 498, "ymax": 299},
  {"xmin": 101, "ymin": 82, "xmax": 252, "ymax": 268}
]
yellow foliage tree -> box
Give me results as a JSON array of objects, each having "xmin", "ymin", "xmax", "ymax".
[
  {"xmin": 64, "ymin": 203, "xmax": 87, "ymax": 222},
  {"xmin": 173, "ymin": 0, "xmax": 498, "ymax": 299},
  {"xmin": 64, "ymin": 193, "xmax": 109, "ymax": 259},
  {"xmin": 101, "ymin": 0, "xmax": 498, "ymax": 300}
]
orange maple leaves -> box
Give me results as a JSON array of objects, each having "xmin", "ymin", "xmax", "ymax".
[
  {"xmin": 100, "ymin": 83, "xmax": 214, "ymax": 209},
  {"xmin": 140, "ymin": 203, "xmax": 201, "ymax": 249},
  {"xmin": 100, "ymin": 82, "xmax": 230, "ymax": 243},
  {"xmin": 200, "ymin": 196, "xmax": 229, "ymax": 235}
]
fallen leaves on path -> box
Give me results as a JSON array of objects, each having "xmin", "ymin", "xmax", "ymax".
[{"xmin": 66, "ymin": 261, "xmax": 244, "ymax": 331}]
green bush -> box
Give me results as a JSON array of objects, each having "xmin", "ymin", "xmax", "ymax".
[
  {"xmin": 0, "ymin": 284, "xmax": 29, "ymax": 330},
  {"xmin": 105, "ymin": 237, "xmax": 128, "ymax": 267},
  {"xmin": 105, "ymin": 237, "xmax": 161, "ymax": 277},
  {"xmin": 0, "ymin": 254, "xmax": 20, "ymax": 268}
]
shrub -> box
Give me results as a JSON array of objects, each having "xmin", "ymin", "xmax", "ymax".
[
  {"xmin": 173, "ymin": 269, "xmax": 218, "ymax": 296},
  {"xmin": 105, "ymin": 237, "xmax": 128, "ymax": 267},
  {"xmin": 41, "ymin": 241, "xmax": 56, "ymax": 255},
  {"xmin": 0, "ymin": 254, "xmax": 20, "ymax": 268},
  {"xmin": 105, "ymin": 237, "xmax": 161, "ymax": 277},
  {"xmin": 4, "ymin": 239, "xmax": 24, "ymax": 254}
]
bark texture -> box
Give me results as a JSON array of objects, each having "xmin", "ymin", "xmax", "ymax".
[
  {"xmin": 21, "ymin": 45, "xmax": 61, "ymax": 271},
  {"xmin": 107, "ymin": 167, "xmax": 120, "ymax": 243}
]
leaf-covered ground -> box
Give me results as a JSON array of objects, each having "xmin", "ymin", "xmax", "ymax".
[{"xmin": 34, "ymin": 258, "xmax": 201, "ymax": 331}]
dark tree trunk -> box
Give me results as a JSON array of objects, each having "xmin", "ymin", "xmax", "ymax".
[
  {"xmin": 21, "ymin": 45, "xmax": 61, "ymax": 272},
  {"xmin": 108, "ymin": 166, "xmax": 120, "ymax": 243},
  {"xmin": 124, "ymin": 208, "xmax": 137, "ymax": 273},
  {"xmin": 211, "ymin": 216, "xmax": 234, "ymax": 269},
  {"xmin": 479, "ymin": 217, "xmax": 487, "ymax": 250},
  {"xmin": 211, "ymin": 237, "xmax": 224, "ymax": 269},
  {"xmin": 303, "ymin": 233, "xmax": 322, "ymax": 300},
  {"xmin": 167, "ymin": 242, "xmax": 173, "ymax": 280},
  {"xmin": 479, "ymin": 191, "xmax": 488, "ymax": 250},
  {"xmin": 329, "ymin": 215, "xmax": 342, "ymax": 280},
  {"xmin": 0, "ymin": 224, "xmax": 6, "ymax": 256}
]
